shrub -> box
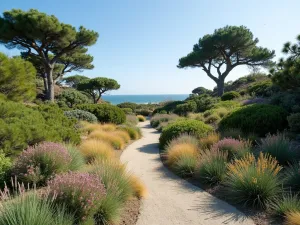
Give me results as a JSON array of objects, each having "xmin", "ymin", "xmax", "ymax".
[
  {"xmin": 199, "ymin": 133, "xmax": 220, "ymax": 149},
  {"xmin": 57, "ymin": 88, "xmax": 91, "ymax": 108},
  {"xmin": 221, "ymin": 91, "xmax": 241, "ymax": 101},
  {"xmin": 48, "ymin": 172, "xmax": 106, "ymax": 223},
  {"xmin": 248, "ymin": 80, "xmax": 279, "ymax": 97},
  {"xmin": 214, "ymin": 107, "xmax": 228, "ymax": 118},
  {"xmin": 219, "ymin": 104, "xmax": 288, "ymax": 137},
  {"xmin": 285, "ymin": 211, "xmax": 300, "ymax": 225},
  {"xmin": 174, "ymin": 101, "xmax": 197, "ymax": 116},
  {"xmin": 270, "ymin": 193, "xmax": 300, "ymax": 217},
  {"xmin": 150, "ymin": 114, "xmax": 179, "ymax": 128},
  {"xmin": 79, "ymin": 139, "xmax": 115, "ymax": 162},
  {"xmin": 76, "ymin": 103, "xmax": 126, "ymax": 124},
  {"xmin": 65, "ymin": 145, "xmax": 85, "ymax": 171},
  {"xmin": 287, "ymin": 113, "xmax": 300, "ymax": 132},
  {"xmin": 64, "ymin": 109, "xmax": 98, "ymax": 123},
  {"xmin": 89, "ymin": 130, "xmax": 125, "ymax": 150},
  {"xmin": 187, "ymin": 113, "xmax": 204, "ymax": 121},
  {"xmin": 137, "ymin": 115, "xmax": 146, "ymax": 122},
  {"xmin": 0, "ymin": 193, "xmax": 74, "ymax": 225},
  {"xmin": 135, "ymin": 109, "xmax": 152, "ymax": 116},
  {"xmin": 211, "ymin": 138, "xmax": 251, "ymax": 160},
  {"xmin": 258, "ymin": 133, "xmax": 294, "ymax": 165},
  {"xmin": 12, "ymin": 142, "xmax": 72, "ymax": 186},
  {"xmin": 224, "ymin": 153, "xmax": 282, "ymax": 208},
  {"xmin": 0, "ymin": 153, "xmax": 11, "ymax": 184},
  {"xmin": 121, "ymin": 107, "xmax": 133, "ymax": 114},
  {"xmin": 271, "ymin": 91, "xmax": 300, "ymax": 113},
  {"xmin": 197, "ymin": 149, "xmax": 228, "ymax": 185},
  {"xmin": 220, "ymin": 128, "xmax": 243, "ymax": 139},
  {"xmin": 159, "ymin": 119, "xmax": 213, "ymax": 148},
  {"xmin": 212, "ymin": 100, "xmax": 240, "ymax": 110},
  {"xmin": 153, "ymin": 101, "xmax": 184, "ymax": 114},
  {"xmin": 166, "ymin": 143, "xmax": 198, "ymax": 166},
  {"xmin": 188, "ymin": 94, "xmax": 219, "ymax": 112},
  {"xmin": 284, "ymin": 163, "xmax": 300, "ymax": 190},
  {"xmin": 117, "ymin": 102, "xmax": 137, "ymax": 111},
  {"xmin": 0, "ymin": 101, "xmax": 80, "ymax": 155}
]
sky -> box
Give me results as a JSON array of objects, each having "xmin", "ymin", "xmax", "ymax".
[{"xmin": 0, "ymin": 0, "xmax": 299, "ymax": 95}]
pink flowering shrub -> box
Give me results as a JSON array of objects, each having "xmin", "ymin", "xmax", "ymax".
[
  {"xmin": 47, "ymin": 172, "xmax": 106, "ymax": 222},
  {"xmin": 211, "ymin": 138, "xmax": 251, "ymax": 159},
  {"xmin": 12, "ymin": 142, "xmax": 72, "ymax": 186}
]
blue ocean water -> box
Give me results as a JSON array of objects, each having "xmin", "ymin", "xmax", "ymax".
[{"xmin": 102, "ymin": 94, "xmax": 189, "ymax": 105}]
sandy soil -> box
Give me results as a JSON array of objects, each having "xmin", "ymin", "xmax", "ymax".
[{"xmin": 120, "ymin": 120, "xmax": 255, "ymax": 225}]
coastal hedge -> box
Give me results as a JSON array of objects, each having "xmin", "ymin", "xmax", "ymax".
[
  {"xmin": 219, "ymin": 104, "xmax": 288, "ymax": 136},
  {"xmin": 159, "ymin": 119, "xmax": 213, "ymax": 148},
  {"xmin": 221, "ymin": 91, "xmax": 240, "ymax": 101},
  {"xmin": 76, "ymin": 103, "xmax": 126, "ymax": 124},
  {"xmin": 0, "ymin": 100, "xmax": 80, "ymax": 155}
]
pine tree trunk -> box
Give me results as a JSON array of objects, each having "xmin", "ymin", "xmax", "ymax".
[
  {"xmin": 217, "ymin": 79, "xmax": 225, "ymax": 96},
  {"xmin": 45, "ymin": 67, "xmax": 55, "ymax": 102}
]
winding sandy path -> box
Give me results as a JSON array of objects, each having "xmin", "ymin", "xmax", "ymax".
[{"xmin": 121, "ymin": 121, "xmax": 254, "ymax": 225}]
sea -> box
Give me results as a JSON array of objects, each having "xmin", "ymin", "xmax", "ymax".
[{"xmin": 102, "ymin": 94, "xmax": 189, "ymax": 105}]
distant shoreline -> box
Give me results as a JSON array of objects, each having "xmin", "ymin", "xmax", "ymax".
[{"xmin": 102, "ymin": 94, "xmax": 189, "ymax": 105}]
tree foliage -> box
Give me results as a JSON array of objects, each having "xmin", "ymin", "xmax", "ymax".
[
  {"xmin": 192, "ymin": 87, "xmax": 212, "ymax": 95},
  {"xmin": 0, "ymin": 9, "xmax": 98, "ymax": 101},
  {"xmin": 77, "ymin": 77, "xmax": 120, "ymax": 103},
  {"xmin": 62, "ymin": 75, "xmax": 90, "ymax": 88},
  {"xmin": 178, "ymin": 26, "xmax": 275, "ymax": 96},
  {"xmin": 271, "ymin": 35, "xmax": 300, "ymax": 90},
  {"xmin": 0, "ymin": 53, "xmax": 36, "ymax": 101}
]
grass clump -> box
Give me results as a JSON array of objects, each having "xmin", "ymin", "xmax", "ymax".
[
  {"xmin": 199, "ymin": 132, "xmax": 220, "ymax": 150},
  {"xmin": 128, "ymin": 175, "xmax": 148, "ymax": 198},
  {"xmin": 79, "ymin": 139, "xmax": 115, "ymax": 162},
  {"xmin": 166, "ymin": 143, "xmax": 198, "ymax": 166},
  {"xmin": 258, "ymin": 133, "xmax": 294, "ymax": 165},
  {"xmin": 211, "ymin": 138, "xmax": 251, "ymax": 160},
  {"xmin": 197, "ymin": 149, "xmax": 228, "ymax": 185},
  {"xmin": 166, "ymin": 134, "xmax": 199, "ymax": 153},
  {"xmin": 150, "ymin": 113, "xmax": 179, "ymax": 128},
  {"xmin": 285, "ymin": 211, "xmax": 300, "ymax": 225},
  {"xmin": 65, "ymin": 145, "xmax": 85, "ymax": 171},
  {"xmin": 89, "ymin": 130, "xmax": 125, "ymax": 150},
  {"xmin": 172, "ymin": 154, "xmax": 198, "ymax": 177},
  {"xmin": 137, "ymin": 115, "xmax": 146, "ymax": 122},
  {"xmin": 118, "ymin": 125, "xmax": 141, "ymax": 140},
  {"xmin": 0, "ymin": 193, "xmax": 74, "ymax": 225},
  {"xmin": 270, "ymin": 193, "xmax": 300, "ymax": 217},
  {"xmin": 224, "ymin": 152, "xmax": 282, "ymax": 208},
  {"xmin": 284, "ymin": 163, "xmax": 300, "ymax": 190},
  {"xmin": 113, "ymin": 130, "xmax": 131, "ymax": 143}
]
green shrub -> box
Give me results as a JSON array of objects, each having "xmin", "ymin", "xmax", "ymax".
[
  {"xmin": 76, "ymin": 103, "xmax": 126, "ymax": 124},
  {"xmin": 153, "ymin": 101, "xmax": 184, "ymax": 114},
  {"xmin": 64, "ymin": 109, "xmax": 98, "ymax": 123},
  {"xmin": 117, "ymin": 102, "xmax": 137, "ymax": 111},
  {"xmin": 57, "ymin": 88, "xmax": 91, "ymax": 108},
  {"xmin": 121, "ymin": 107, "xmax": 133, "ymax": 114},
  {"xmin": 212, "ymin": 100, "xmax": 240, "ymax": 110},
  {"xmin": 174, "ymin": 101, "xmax": 197, "ymax": 116},
  {"xmin": 0, "ymin": 101, "xmax": 80, "ymax": 155},
  {"xmin": 0, "ymin": 193, "xmax": 74, "ymax": 225},
  {"xmin": 197, "ymin": 149, "xmax": 228, "ymax": 185},
  {"xmin": 258, "ymin": 133, "xmax": 294, "ymax": 165},
  {"xmin": 224, "ymin": 153, "xmax": 282, "ymax": 208},
  {"xmin": 159, "ymin": 119, "xmax": 213, "ymax": 148},
  {"xmin": 0, "ymin": 153, "xmax": 11, "ymax": 184},
  {"xmin": 221, "ymin": 91, "xmax": 241, "ymax": 101},
  {"xmin": 248, "ymin": 80, "xmax": 279, "ymax": 97},
  {"xmin": 135, "ymin": 109, "xmax": 152, "ymax": 116},
  {"xmin": 287, "ymin": 113, "xmax": 300, "ymax": 132},
  {"xmin": 188, "ymin": 94, "xmax": 219, "ymax": 112},
  {"xmin": 270, "ymin": 193, "xmax": 300, "ymax": 217},
  {"xmin": 219, "ymin": 104, "xmax": 288, "ymax": 137},
  {"xmin": 271, "ymin": 91, "xmax": 300, "ymax": 113},
  {"xmin": 137, "ymin": 115, "xmax": 146, "ymax": 122}
]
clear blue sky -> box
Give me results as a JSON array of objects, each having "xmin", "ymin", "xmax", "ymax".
[{"xmin": 0, "ymin": 0, "xmax": 299, "ymax": 94}]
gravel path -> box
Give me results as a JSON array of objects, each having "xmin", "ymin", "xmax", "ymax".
[{"xmin": 121, "ymin": 121, "xmax": 254, "ymax": 225}]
